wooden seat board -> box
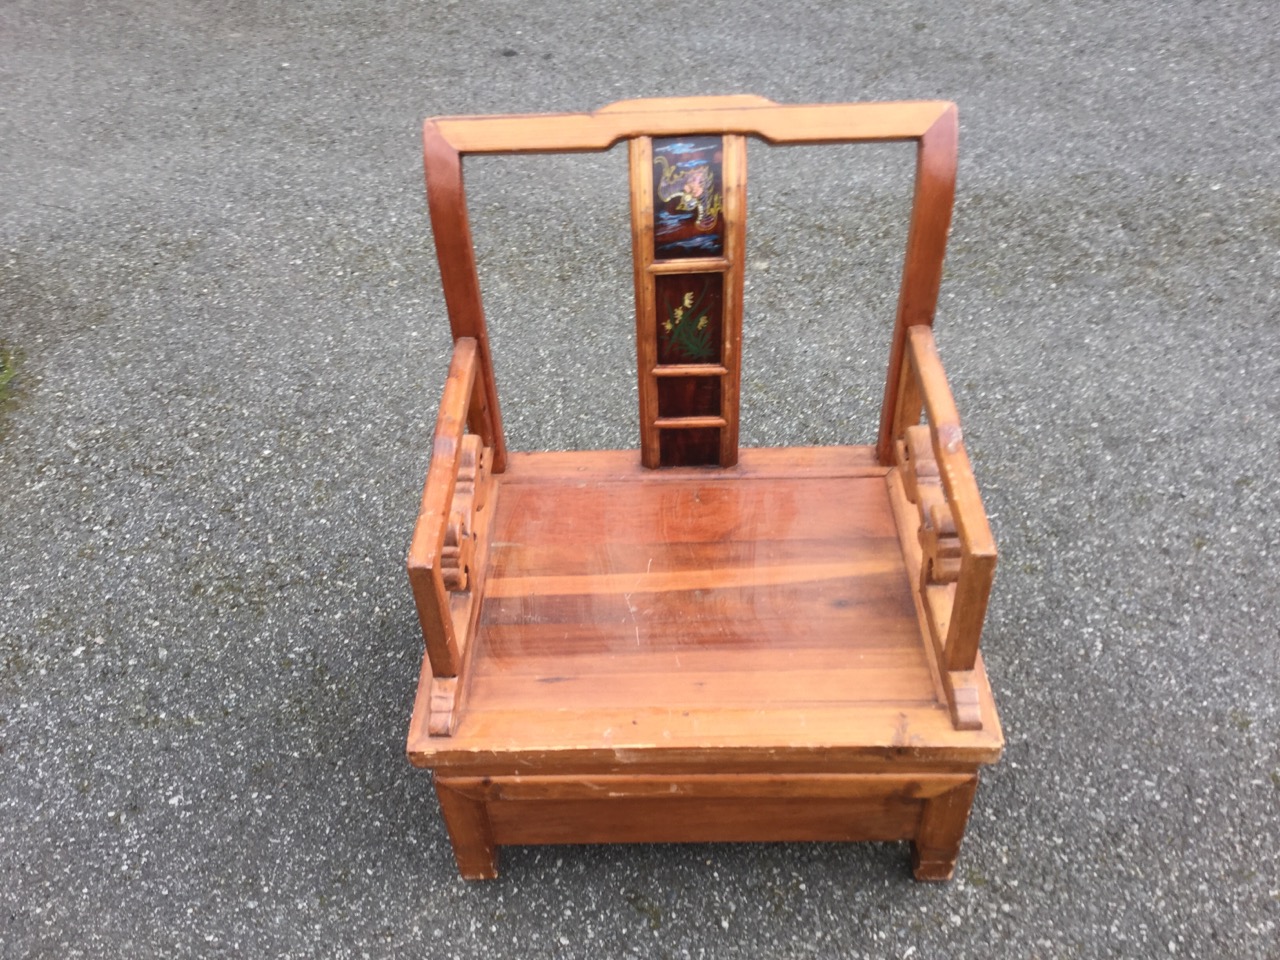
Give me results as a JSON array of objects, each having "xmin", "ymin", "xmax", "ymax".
[
  {"xmin": 407, "ymin": 448, "xmax": 998, "ymax": 765},
  {"xmin": 410, "ymin": 701, "xmax": 1002, "ymax": 772}
]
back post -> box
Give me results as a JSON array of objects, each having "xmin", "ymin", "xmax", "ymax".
[
  {"xmin": 876, "ymin": 104, "xmax": 958, "ymax": 465},
  {"xmin": 423, "ymin": 122, "xmax": 508, "ymax": 473}
]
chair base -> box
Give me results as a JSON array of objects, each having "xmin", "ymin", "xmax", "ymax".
[{"xmin": 433, "ymin": 771, "xmax": 980, "ymax": 882}]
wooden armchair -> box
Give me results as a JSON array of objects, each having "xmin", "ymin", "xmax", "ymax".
[{"xmin": 405, "ymin": 96, "xmax": 1003, "ymax": 882}]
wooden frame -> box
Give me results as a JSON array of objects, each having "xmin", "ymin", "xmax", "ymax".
[
  {"xmin": 407, "ymin": 96, "xmax": 1001, "ymax": 882},
  {"xmin": 421, "ymin": 95, "xmax": 957, "ymax": 472}
]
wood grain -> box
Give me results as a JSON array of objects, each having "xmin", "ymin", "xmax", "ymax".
[
  {"xmin": 719, "ymin": 134, "xmax": 747, "ymax": 465},
  {"xmin": 414, "ymin": 700, "xmax": 1002, "ymax": 772},
  {"xmin": 434, "ymin": 781, "xmax": 498, "ymax": 879},
  {"xmin": 487, "ymin": 797, "xmax": 920, "ymax": 846},
  {"xmin": 490, "ymin": 446, "xmax": 886, "ymax": 483},
  {"xmin": 408, "ymin": 451, "xmax": 1003, "ymax": 775},
  {"xmin": 886, "ymin": 466, "xmax": 997, "ymax": 732},
  {"xmin": 653, "ymin": 363, "xmax": 729, "ymax": 378},
  {"xmin": 905, "ymin": 324, "xmax": 996, "ymax": 672},
  {"xmin": 444, "ymin": 772, "xmax": 973, "ymax": 802},
  {"xmin": 647, "ymin": 257, "xmax": 729, "ymax": 275},
  {"xmin": 427, "ymin": 476, "xmax": 501, "ymax": 736},
  {"xmin": 628, "ymin": 136, "xmax": 662, "ymax": 468},
  {"xmin": 429, "ymin": 98, "xmax": 954, "ymax": 155}
]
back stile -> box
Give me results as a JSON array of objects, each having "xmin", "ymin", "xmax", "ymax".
[
  {"xmin": 718, "ymin": 135, "xmax": 747, "ymax": 466},
  {"xmin": 876, "ymin": 106, "xmax": 958, "ymax": 465},
  {"xmin": 628, "ymin": 136, "xmax": 663, "ymax": 468},
  {"xmin": 423, "ymin": 122, "xmax": 508, "ymax": 472}
]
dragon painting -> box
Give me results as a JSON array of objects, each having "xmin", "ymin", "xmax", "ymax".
[{"xmin": 653, "ymin": 154, "xmax": 724, "ymax": 232}]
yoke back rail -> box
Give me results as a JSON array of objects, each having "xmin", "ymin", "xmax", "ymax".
[{"xmin": 422, "ymin": 95, "xmax": 958, "ymax": 469}]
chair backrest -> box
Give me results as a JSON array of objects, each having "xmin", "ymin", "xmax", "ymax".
[{"xmin": 423, "ymin": 95, "xmax": 958, "ymax": 470}]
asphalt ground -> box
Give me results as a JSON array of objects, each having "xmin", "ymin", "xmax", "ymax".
[{"xmin": 2, "ymin": 1, "xmax": 1278, "ymax": 957}]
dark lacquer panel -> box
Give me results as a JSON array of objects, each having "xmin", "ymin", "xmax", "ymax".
[
  {"xmin": 657, "ymin": 377, "xmax": 722, "ymax": 418},
  {"xmin": 660, "ymin": 428, "xmax": 721, "ymax": 467},
  {"xmin": 652, "ymin": 136, "xmax": 725, "ymax": 259},
  {"xmin": 655, "ymin": 273, "xmax": 723, "ymax": 365}
]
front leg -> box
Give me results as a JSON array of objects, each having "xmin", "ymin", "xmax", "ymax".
[{"xmin": 911, "ymin": 777, "xmax": 978, "ymax": 881}]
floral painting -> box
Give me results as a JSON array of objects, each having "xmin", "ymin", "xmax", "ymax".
[
  {"xmin": 652, "ymin": 136, "xmax": 725, "ymax": 259},
  {"xmin": 656, "ymin": 273, "xmax": 723, "ymax": 364}
]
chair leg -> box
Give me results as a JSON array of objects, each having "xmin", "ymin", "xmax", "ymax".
[
  {"xmin": 435, "ymin": 780, "xmax": 498, "ymax": 879},
  {"xmin": 911, "ymin": 777, "xmax": 978, "ymax": 881}
]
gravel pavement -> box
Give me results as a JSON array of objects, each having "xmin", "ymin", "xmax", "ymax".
[{"xmin": 2, "ymin": 1, "xmax": 1278, "ymax": 957}]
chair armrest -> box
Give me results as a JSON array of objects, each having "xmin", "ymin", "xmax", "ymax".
[
  {"xmin": 901, "ymin": 325, "xmax": 997, "ymax": 675},
  {"xmin": 407, "ymin": 337, "xmax": 480, "ymax": 678}
]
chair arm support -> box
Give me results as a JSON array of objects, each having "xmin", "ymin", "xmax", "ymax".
[
  {"xmin": 407, "ymin": 337, "xmax": 480, "ymax": 677},
  {"xmin": 903, "ymin": 325, "xmax": 997, "ymax": 673}
]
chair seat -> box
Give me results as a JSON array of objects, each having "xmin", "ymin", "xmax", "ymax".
[{"xmin": 408, "ymin": 447, "xmax": 1001, "ymax": 774}]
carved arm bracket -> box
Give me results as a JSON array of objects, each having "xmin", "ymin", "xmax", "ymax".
[
  {"xmin": 891, "ymin": 326, "xmax": 998, "ymax": 732},
  {"xmin": 407, "ymin": 338, "xmax": 498, "ymax": 738},
  {"xmin": 902, "ymin": 425, "xmax": 962, "ymax": 588},
  {"xmin": 441, "ymin": 434, "xmax": 492, "ymax": 592}
]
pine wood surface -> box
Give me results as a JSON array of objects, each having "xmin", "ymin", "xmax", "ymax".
[
  {"xmin": 427, "ymin": 97, "xmax": 954, "ymax": 155},
  {"xmin": 408, "ymin": 447, "xmax": 1001, "ymax": 774}
]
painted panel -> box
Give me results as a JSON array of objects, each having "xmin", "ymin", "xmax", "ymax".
[
  {"xmin": 657, "ymin": 377, "xmax": 721, "ymax": 418},
  {"xmin": 655, "ymin": 273, "xmax": 723, "ymax": 365},
  {"xmin": 652, "ymin": 136, "xmax": 725, "ymax": 259}
]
